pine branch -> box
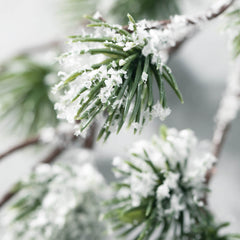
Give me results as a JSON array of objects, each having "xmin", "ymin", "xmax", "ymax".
[
  {"xmin": 0, "ymin": 125, "xmax": 96, "ymax": 208},
  {"xmin": 0, "ymin": 143, "xmax": 70, "ymax": 209},
  {"xmin": 0, "ymin": 190, "xmax": 15, "ymax": 209},
  {"xmin": 122, "ymin": 0, "xmax": 235, "ymax": 31},
  {"xmin": 205, "ymin": 0, "xmax": 235, "ymax": 21},
  {"xmin": 1, "ymin": 1, "xmax": 233, "ymax": 66},
  {"xmin": 82, "ymin": 122, "xmax": 97, "ymax": 149},
  {"xmin": 0, "ymin": 137, "xmax": 40, "ymax": 161}
]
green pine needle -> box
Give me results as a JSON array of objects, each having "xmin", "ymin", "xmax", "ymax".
[{"xmin": 0, "ymin": 55, "xmax": 58, "ymax": 135}]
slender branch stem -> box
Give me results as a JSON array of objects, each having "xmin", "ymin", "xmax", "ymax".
[
  {"xmin": 0, "ymin": 190, "xmax": 16, "ymax": 208},
  {"xmin": 83, "ymin": 122, "xmax": 97, "ymax": 149},
  {"xmin": 206, "ymin": 58, "xmax": 240, "ymax": 185},
  {"xmin": 123, "ymin": 0, "xmax": 235, "ymax": 31},
  {"xmin": 0, "ymin": 0, "xmax": 233, "ymax": 65},
  {"xmin": 0, "ymin": 136, "xmax": 40, "ymax": 161}
]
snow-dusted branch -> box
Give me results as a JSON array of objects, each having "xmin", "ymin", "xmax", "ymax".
[
  {"xmin": 205, "ymin": 0, "xmax": 235, "ymax": 21},
  {"xmin": 124, "ymin": 0, "xmax": 235, "ymax": 30},
  {"xmin": 0, "ymin": 0, "xmax": 234, "ymax": 66},
  {"xmin": 0, "ymin": 125, "xmax": 74, "ymax": 162},
  {"xmin": 206, "ymin": 57, "xmax": 240, "ymax": 184},
  {"xmin": 213, "ymin": 58, "xmax": 240, "ymax": 157}
]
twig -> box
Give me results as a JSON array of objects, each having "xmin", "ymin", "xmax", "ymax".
[
  {"xmin": 206, "ymin": 58, "xmax": 240, "ymax": 185},
  {"xmin": 0, "ymin": 0, "xmax": 233, "ymax": 65},
  {"xmin": 83, "ymin": 122, "xmax": 97, "ymax": 149},
  {"xmin": 205, "ymin": 0, "xmax": 235, "ymax": 21},
  {"xmin": 0, "ymin": 190, "xmax": 16, "ymax": 209},
  {"xmin": 0, "ymin": 143, "xmax": 69, "ymax": 208},
  {"xmin": 0, "ymin": 136, "xmax": 40, "ymax": 161},
  {"xmin": 123, "ymin": 0, "xmax": 235, "ymax": 31}
]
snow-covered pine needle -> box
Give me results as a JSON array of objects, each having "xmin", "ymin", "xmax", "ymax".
[
  {"xmin": 105, "ymin": 126, "xmax": 217, "ymax": 239},
  {"xmin": 55, "ymin": 14, "xmax": 187, "ymax": 141}
]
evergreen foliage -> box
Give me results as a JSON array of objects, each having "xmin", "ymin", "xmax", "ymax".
[
  {"xmin": 0, "ymin": 55, "xmax": 58, "ymax": 135},
  {"xmin": 105, "ymin": 127, "xmax": 240, "ymax": 240},
  {"xmin": 56, "ymin": 15, "xmax": 183, "ymax": 140},
  {"xmin": 0, "ymin": 163, "xmax": 109, "ymax": 240}
]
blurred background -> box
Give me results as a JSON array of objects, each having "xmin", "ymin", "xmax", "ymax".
[{"xmin": 0, "ymin": 0, "xmax": 239, "ymax": 233}]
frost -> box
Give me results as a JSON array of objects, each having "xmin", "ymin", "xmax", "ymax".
[
  {"xmin": 141, "ymin": 72, "xmax": 148, "ymax": 82},
  {"xmin": 54, "ymin": 14, "xmax": 194, "ymax": 138}
]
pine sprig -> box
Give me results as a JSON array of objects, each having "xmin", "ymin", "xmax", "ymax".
[
  {"xmin": 56, "ymin": 15, "xmax": 184, "ymax": 141},
  {"xmin": 0, "ymin": 56, "xmax": 58, "ymax": 135},
  {"xmin": 105, "ymin": 127, "xmax": 220, "ymax": 239},
  {"xmin": 0, "ymin": 163, "xmax": 109, "ymax": 240}
]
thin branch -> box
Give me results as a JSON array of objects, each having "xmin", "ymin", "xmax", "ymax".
[
  {"xmin": 206, "ymin": 58, "xmax": 240, "ymax": 185},
  {"xmin": 0, "ymin": 189, "xmax": 16, "ymax": 208},
  {"xmin": 205, "ymin": 0, "xmax": 235, "ymax": 21},
  {"xmin": 123, "ymin": 0, "xmax": 235, "ymax": 31},
  {"xmin": 0, "ymin": 0, "xmax": 233, "ymax": 65},
  {"xmin": 0, "ymin": 136, "xmax": 40, "ymax": 161},
  {"xmin": 83, "ymin": 122, "xmax": 97, "ymax": 149}
]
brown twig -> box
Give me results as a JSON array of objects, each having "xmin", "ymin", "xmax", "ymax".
[
  {"xmin": 205, "ymin": 0, "xmax": 235, "ymax": 21},
  {"xmin": 0, "ymin": 136, "xmax": 40, "ymax": 161},
  {"xmin": 123, "ymin": 0, "xmax": 235, "ymax": 32},
  {"xmin": 19, "ymin": 40, "xmax": 63, "ymax": 56},
  {"xmin": 83, "ymin": 122, "xmax": 97, "ymax": 149},
  {"xmin": 0, "ymin": 189, "xmax": 16, "ymax": 208}
]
